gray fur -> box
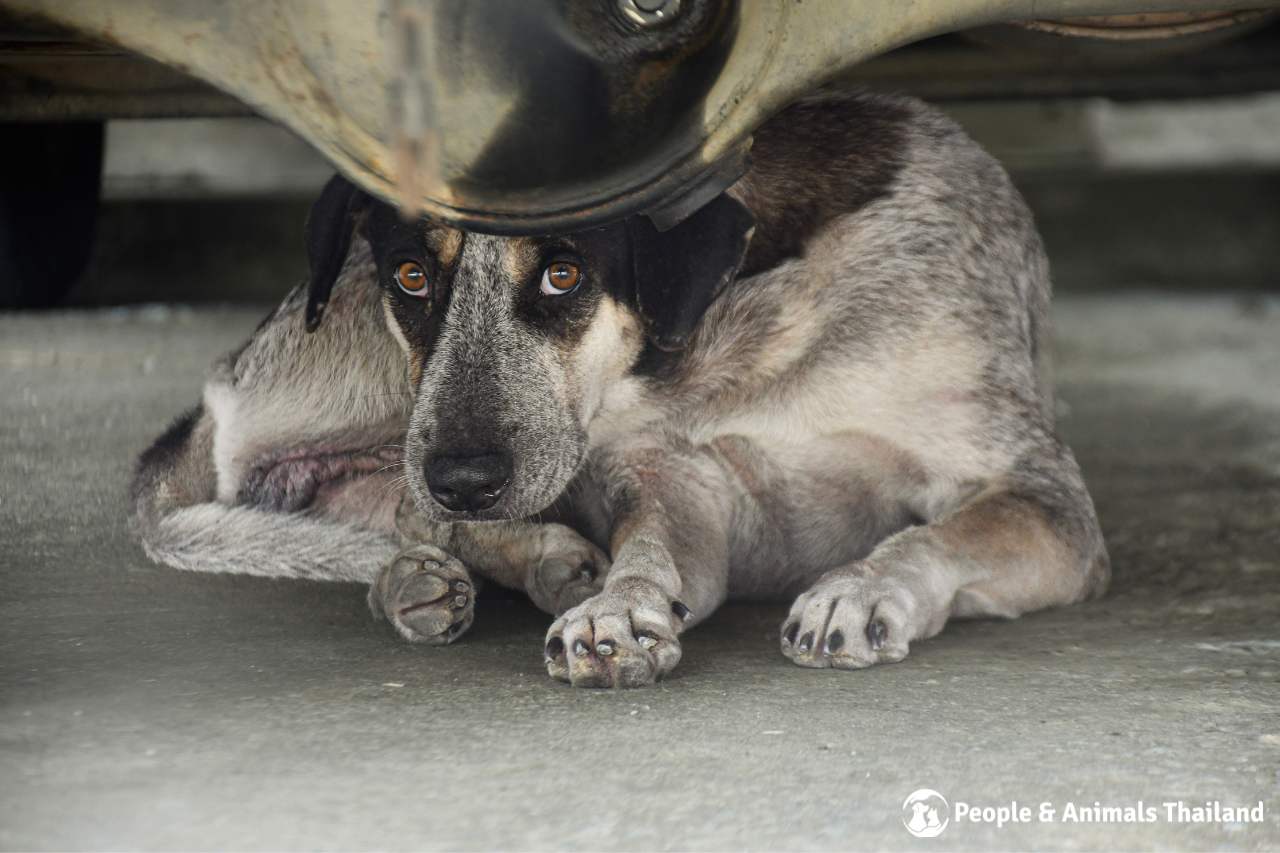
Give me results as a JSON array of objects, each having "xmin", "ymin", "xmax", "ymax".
[
  {"xmin": 130, "ymin": 241, "xmax": 409, "ymax": 583},
  {"xmin": 132, "ymin": 91, "xmax": 1108, "ymax": 685}
]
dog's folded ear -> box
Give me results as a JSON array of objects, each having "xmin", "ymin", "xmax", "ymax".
[
  {"xmin": 625, "ymin": 193, "xmax": 755, "ymax": 352},
  {"xmin": 304, "ymin": 174, "xmax": 371, "ymax": 332}
]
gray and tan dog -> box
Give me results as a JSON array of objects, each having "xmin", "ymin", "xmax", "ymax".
[{"xmin": 132, "ymin": 92, "xmax": 1109, "ymax": 688}]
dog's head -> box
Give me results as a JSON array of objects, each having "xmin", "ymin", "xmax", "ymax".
[{"xmin": 304, "ymin": 175, "xmax": 753, "ymax": 521}]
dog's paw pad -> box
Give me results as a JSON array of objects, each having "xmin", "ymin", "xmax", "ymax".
[{"xmin": 371, "ymin": 546, "xmax": 474, "ymax": 645}]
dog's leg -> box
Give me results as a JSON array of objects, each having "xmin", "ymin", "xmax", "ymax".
[
  {"xmin": 780, "ymin": 440, "xmax": 1110, "ymax": 669},
  {"xmin": 375, "ymin": 496, "xmax": 609, "ymax": 643},
  {"xmin": 543, "ymin": 441, "xmax": 733, "ymax": 688},
  {"xmin": 132, "ymin": 404, "xmax": 404, "ymax": 583},
  {"xmin": 131, "ymin": 240, "xmax": 414, "ymax": 584}
]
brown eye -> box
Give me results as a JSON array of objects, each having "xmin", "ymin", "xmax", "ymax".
[
  {"xmin": 395, "ymin": 260, "xmax": 429, "ymax": 297},
  {"xmin": 540, "ymin": 261, "xmax": 581, "ymax": 296}
]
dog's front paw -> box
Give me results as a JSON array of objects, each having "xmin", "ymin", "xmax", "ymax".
[
  {"xmin": 369, "ymin": 545, "xmax": 474, "ymax": 645},
  {"xmin": 543, "ymin": 579, "xmax": 687, "ymax": 688},
  {"xmin": 781, "ymin": 562, "xmax": 940, "ymax": 669},
  {"xmin": 524, "ymin": 524, "xmax": 610, "ymax": 616}
]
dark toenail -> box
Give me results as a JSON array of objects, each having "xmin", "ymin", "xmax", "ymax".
[
  {"xmin": 447, "ymin": 621, "xmax": 465, "ymax": 637},
  {"xmin": 578, "ymin": 562, "xmax": 596, "ymax": 581},
  {"xmin": 671, "ymin": 601, "xmax": 692, "ymax": 621},
  {"xmin": 596, "ymin": 641, "xmax": 615, "ymax": 656},
  {"xmin": 798, "ymin": 631, "xmax": 814, "ymax": 653},
  {"xmin": 783, "ymin": 622, "xmax": 799, "ymax": 645},
  {"xmin": 573, "ymin": 639, "xmax": 590, "ymax": 656},
  {"xmin": 545, "ymin": 637, "xmax": 565, "ymax": 659},
  {"xmin": 867, "ymin": 619, "xmax": 888, "ymax": 651},
  {"xmin": 825, "ymin": 630, "xmax": 844, "ymax": 654},
  {"xmin": 453, "ymin": 581, "xmax": 468, "ymax": 592},
  {"xmin": 452, "ymin": 595, "xmax": 467, "ymax": 608}
]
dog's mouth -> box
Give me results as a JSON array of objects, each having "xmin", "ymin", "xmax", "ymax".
[{"xmin": 238, "ymin": 444, "xmax": 405, "ymax": 513}]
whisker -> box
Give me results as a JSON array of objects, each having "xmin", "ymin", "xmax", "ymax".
[
  {"xmin": 378, "ymin": 473, "xmax": 411, "ymax": 500},
  {"xmin": 345, "ymin": 391, "xmax": 414, "ymax": 401}
]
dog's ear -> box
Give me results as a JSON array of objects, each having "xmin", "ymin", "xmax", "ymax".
[
  {"xmin": 625, "ymin": 193, "xmax": 755, "ymax": 352},
  {"xmin": 304, "ymin": 174, "xmax": 370, "ymax": 332}
]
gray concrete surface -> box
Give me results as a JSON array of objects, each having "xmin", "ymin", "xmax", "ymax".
[{"xmin": 2, "ymin": 295, "xmax": 1279, "ymax": 851}]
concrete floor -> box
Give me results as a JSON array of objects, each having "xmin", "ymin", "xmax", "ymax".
[{"xmin": 1, "ymin": 294, "xmax": 1278, "ymax": 850}]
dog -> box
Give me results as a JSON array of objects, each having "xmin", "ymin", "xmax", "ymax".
[{"xmin": 131, "ymin": 91, "xmax": 1109, "ymax": 688}]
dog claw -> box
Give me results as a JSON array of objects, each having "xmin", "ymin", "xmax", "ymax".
[
  {"xmin": 825, "ymin": 630, "xmax": 844, "ymax": 654},
  {"xmin": 546, "ymin": 637, "xmax": 565, "ymax": 659},
  {"xmin": 797, "ymin": 631, "xmax": 814, "ymax": 653},
  {"xmin": 637, "ymin": 633, "xmax": 658, "ymax": 650},
  {"xmin": 573, "ymin": 639, "xmax": 590, "ymax": 657},
  {"xmin": 596, "ymin": 641, "xmax": 615, "ymax": 657},
  {"xmin": 867, "ymin": 619, "xmax": 888, "ymax": 651},
  {"xmin": 782, "ymin": 622, "xmax": 799, "ymax": 646},
  {"xmin": 453, "ymin": 581, "xmax": 469, "ymax": 592},
  {"xmin": 671, "ymin": 600, "xmax": 692, "ymax": 622}
]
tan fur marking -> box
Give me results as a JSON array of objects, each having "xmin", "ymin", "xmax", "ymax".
[
  {"xmin": 938, "ymin": 491, "xmax": 1085, "ymax": 615},
  {"xmin": 380, "ymin": 296, "xmax": 421, "ymax": 385},
  {"xmin": 425, "ymin": 227, "xmax": 463, "ymax": 267},
  {"xmin": 501, "ymin": 237, "xmax": 542, "ymax": 282}
]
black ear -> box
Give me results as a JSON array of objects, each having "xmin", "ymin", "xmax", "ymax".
[
  {"xmin": 304, "ymin": 174, "xmax": 369, "ymax": 332},
  {"xmin": 625, "ymin": 193, "xmax": 755, "ymax": 352}
]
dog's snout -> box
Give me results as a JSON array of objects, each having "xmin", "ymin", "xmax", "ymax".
[{"xmin": 425, "ymin": 451, "xmax": 512, "ymax": 512}]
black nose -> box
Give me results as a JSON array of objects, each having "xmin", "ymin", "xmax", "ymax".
[{"xmin": 424, "ymin": 451, "xmax": 512, "ymax": 512}]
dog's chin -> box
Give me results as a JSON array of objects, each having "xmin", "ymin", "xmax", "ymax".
[{"xmin": 406, "ymin": 474, "xmax": 568, "ymax": 524}]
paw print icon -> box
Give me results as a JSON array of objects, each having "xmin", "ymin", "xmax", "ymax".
[{"xmin": 902, "ymin": 789, "xmax": 950, "ymax": 838}]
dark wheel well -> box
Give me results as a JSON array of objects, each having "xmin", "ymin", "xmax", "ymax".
[{"xmin": 0, "ymin": 121, "xmax": 104, "ymax": 308}]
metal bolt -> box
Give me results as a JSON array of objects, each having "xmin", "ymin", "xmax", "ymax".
[{"xmin": 618, "ymin": 0, "xmax": 682, "ymax": 27}]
